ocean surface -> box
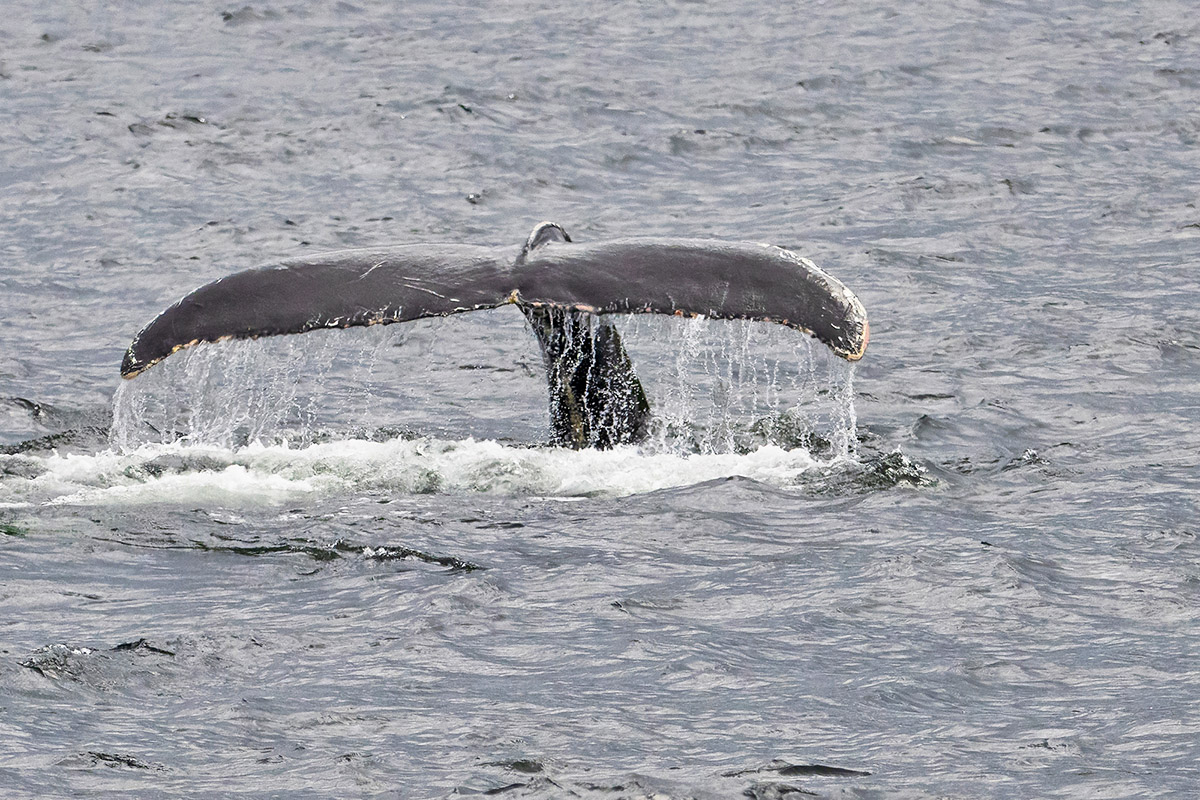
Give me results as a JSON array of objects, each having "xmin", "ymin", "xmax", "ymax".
[{"xmin": 2, "ymin": 1, "xmax": 1198, "ymax": 797}]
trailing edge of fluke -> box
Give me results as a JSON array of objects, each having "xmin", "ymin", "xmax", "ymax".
[{"xmin": 119, "ymin": 222, "xmax": 869, "ymax": 380}]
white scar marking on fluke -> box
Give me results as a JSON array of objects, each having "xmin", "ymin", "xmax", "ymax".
[
  {"xmin": 358, "ymin": 259, "xmax": 386, "ymax": 279},
  {"xmin": 402, "ymin": 283, "xmax": 448, "ymax": 299}
]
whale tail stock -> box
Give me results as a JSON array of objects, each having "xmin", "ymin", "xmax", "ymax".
[
  {"xmin": 515, "ymin": 222, "xmax": 649, "ymax": 448},
  {"xmin": 120, "ymin": 222, "xmax": 868, "ymax": 449},
  {"xmin": 521, "ymin": 303, "xmax": 650, "ymax": 449}
]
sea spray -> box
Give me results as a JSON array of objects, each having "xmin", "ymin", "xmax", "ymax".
[
  {"xmin": 110, "ymin": 312, "xmax": 857, "ymax": 458},
  {"xmin": 110, "ymin": 324, "xmax": 415, "ymax": 450},
  {"xmin": 620, "ymin": 316, "xmax": 858, "ymax": 457}
]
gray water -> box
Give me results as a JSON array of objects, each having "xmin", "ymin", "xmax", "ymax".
[{"xmin": 2, "ymin": 1, "xmax": 1199, "ymax": 797}]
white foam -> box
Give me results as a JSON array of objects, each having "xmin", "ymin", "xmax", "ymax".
[{"xmin": 0, "ymin": 436, "xmax": 831, "ymax": 508}]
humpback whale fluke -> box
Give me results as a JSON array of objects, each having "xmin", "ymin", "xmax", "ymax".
[{"xmin": 121, "ymin": 222, "xmax": 868, "ymax": 448}]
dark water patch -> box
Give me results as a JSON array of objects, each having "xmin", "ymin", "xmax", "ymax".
[
  {"xmin": 184, "ymin": 535, "xmax": 482, "ymax": 572},
  {"xmin": 474, "ymin": 520, "xmax": 526, "ymax": 530},
  {"xmin": 482, "ymin": 782, "xmax": 535, "ymax": 796},
  {"xmin": 746, "ymin": 412, "xmax": 838, "ymax": 458},
  {"xmin": 219, "ymin": 5, "xmax": 281, "ymax": 25},
  {"xmin": 481, "ymin": 758, "xmax": 544, "ymax": 775},
  {"xmin": 742, "ymin": 782, "xmax": 817, "ymax": 799},
  {"xmin": 57, "ymin": 750, "xmax": 165, "ymax": 771},
  {"xmin": 935, "ymin": 446, "xmax": 1050, "ymax": 479},
  {"xmin": 852, "ymin": 450, "xmax": 932, "ymax": 490},
  {"xmin": 1, "ymin": 396, "xmax": 111, "ymax": 451},
  {"xmin": 777, "ymin": 765, "xmax": 866, "ymax": 778},
  {"xmin": 196, "ymin": 529, "xmax": 343, "ymax": 562},
  {"xmin": 0, "ymin": 425, "xmax": 110, "ymax": 456},
  {"xmin": 112, "ymin": 638, "xmax": 176, "ymax": 656},
  {"xmin": 20, "ymin": 638, "xmax": 176, "ymax": 684},
  {"xmin": 470, "ymin": 776, "xmax": 564, "ymax": 797},
  {"xmin": 127, "ymin": 111, "xmax": 215, "ymax": 138},
  {"xmin": 19, "ymin": 643, "xmax": 99, "ymax": 680},
  {"xmin": 725, "ymin": 760, "xmax": 871, "ymax": 779},
  {"xmin": 465, "ymin": 774, "xmax": 739, "ymax": 799},
  {"xmin": 47, "ymin": 504, "xmax": 488, "ymax": 576},
  {"xmin": 358, "ymin": 543, "xmax": 482, "ymax": 572},
  {"xmin": 786, "ymin": 449, "xmax": 933, "ymax": 499},
  {"xmin": 4, "ymin": 396, "xmax": 49, "ymax": 419}
]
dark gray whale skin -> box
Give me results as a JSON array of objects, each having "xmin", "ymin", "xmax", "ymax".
[
  {"xmin": 120, "ymin": 224, "xmax": 868, "ymax": 379},
  {"xmin": 515, "ymin": 237, "xmax": 868, "ymax": 359},
  {"xmin": 120, "ymin": 222, "xmax": 868, "ymax": 447},
  {"xmin": 119, "ymin": 243, "xmax": 514, "ymax": 379}
]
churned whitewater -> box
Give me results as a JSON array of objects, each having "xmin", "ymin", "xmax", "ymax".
[{"xmin": 3, "ymin": 1, "xmax": 1200, "ymax": 799}]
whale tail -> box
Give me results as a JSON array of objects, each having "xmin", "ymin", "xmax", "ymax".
[{"xmin": 120, "ymin": 222, "xmax": 868, "ymax": 449}]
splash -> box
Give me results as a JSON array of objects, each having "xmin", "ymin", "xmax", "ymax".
[
  {"xmin": 110, "ymin": 311, "xmax": 857, "ymax": 459},
  {"xmin": 11, "ymin": 311, "xmax": 873, "ymax": 506},
  {"xmin": 626, "ymin": 315, "xmax": 858, "ymax": 457},
  {"xmin": 110, "ymin": 324, "xmax": 411, "ymax": 450}
]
